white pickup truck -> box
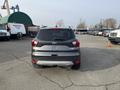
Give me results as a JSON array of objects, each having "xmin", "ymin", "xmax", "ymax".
[
  {"xmin": 108, "ymin": 29, "xmax": 120, "ymax": 44},
  {"xmin": 0, "ymin": 25, "xmax": 10, "ymax": 40},
  {"xmin": 0, "ymin": 23, "xmax": 26, "ymax": 40}
]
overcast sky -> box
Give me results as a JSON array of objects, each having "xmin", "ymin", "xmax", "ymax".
[{"xmin": 0, "ymin": 0, "xmax": 120, "ymax": 27}]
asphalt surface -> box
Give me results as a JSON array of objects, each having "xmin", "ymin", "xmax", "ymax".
[
  {"xmin": 0, "ymin": 38, "xmax": 31, "ymax": 63},
  {"xmin": 0, "ymin": 35, "xmax": 120, "ymax": 90}
]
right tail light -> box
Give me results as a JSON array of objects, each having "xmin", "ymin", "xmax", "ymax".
[{"xmin": 72, "ymin": 40, "xmax": 80, "ymax": 47}]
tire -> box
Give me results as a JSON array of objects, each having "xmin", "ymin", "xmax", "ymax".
[
  {"xmin": 17, "ymin": 32, "xmax": 23, "ymax": 40},
  {"xmin": 30, "ymin": 32, "xmax": 37, "ymax": 38},
  {"xmin": 5, "ymin": 37, "xmax": 10, "ymax": 41},
  {"xmin": 32, "ymin": 63, "xmax": 40, "ymax": 69},
  {"xmin": 32, "ymin": 63, "xmax": 48, "ymax": 69},
  {"xmin": 110, "ymin": 41, "xmax": 118, "ymax": 44},
  {"xmin": 7, "ymin": 37, "xmax": 10, "ymax": 41},
  {"xmin": 71, "ymin": 63, "xmax": 80, "ymax": 70}
]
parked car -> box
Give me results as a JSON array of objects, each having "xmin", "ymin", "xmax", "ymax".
[
  {"xmin": 93, "ymin": 31, "xmax": 99, "ymax": 36},
  {"xmin": 0, "ymin": 23, "xmax": 26, "ymax": 40},
  {"xmin": 108, "ymin": 29, "xmax": 120, "ymax": 44},
  {"xmin": 103, "ymin": 30, "xmax": 112, "ymax": 37},
  {"xmin": 31, "ymin": 28, "xmax": 81, "ymax": 70},
  {"xmin": 97, "ymin": 31, "xmax": 103, "ymax": 36},
  {"xmin": 27, "ymin": 26, "xmax": 40, "ymax": 38},
  {"xmin": 88, "ymin": 30, "xmax": 95, "ymax": 35},
  {"xmin": 79, "ymin": 30, "xmax": 88, "ymax": 34},
  {"xmin": 75, "ymin": 31, "xmax": 79, "ymax": 34},
  {"xmin": 0, "ymin": 24, "xmax": 10, "ymax": 40}
]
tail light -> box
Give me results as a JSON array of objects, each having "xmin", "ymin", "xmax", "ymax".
[
  {"xmin": 32, "ymin": 59, "xmax": 37, "ymax": 64},
  {"xmin": 72, "ymin": 40, "xmax": 80, "ymax": 47},
  {"xmin": 32, "ymin": 40, "xmax": 38, "ymax": 47},
  {"xmin": 75, "ymin": 58, "xmax": 80, "ymax": 64}
]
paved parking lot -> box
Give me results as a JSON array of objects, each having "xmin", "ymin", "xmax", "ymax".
[
  {"xmin": 0, "ymin": 35, "xmax": 120, "ymax": 90},
  {"xmin": 0, "ymin": 38, "xmax": 31, "ymax": 63}
]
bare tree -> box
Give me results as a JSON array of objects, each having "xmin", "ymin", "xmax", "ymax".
[
  {"xmin": 77, "ymin": 22, "xmax": 87, "ymax": 29},
  {"xmin": 103, "ymin": 18, "xmax": 117, "ymax": 29}
]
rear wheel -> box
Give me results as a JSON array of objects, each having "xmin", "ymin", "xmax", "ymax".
[
  {"xmin": 32, "ymin": 63, "xmax": 40, "ymax": 69},
  {"xmin": 5, "ymin": 36, "xmax": 10, "ymax": 41},
  {"xmin": 17, "ymin": 32, "xmax": 23, "ymax": 40}
]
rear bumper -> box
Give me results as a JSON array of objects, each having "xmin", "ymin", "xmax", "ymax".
[
  {"xmin": 32, "ymin": 55, "xmax": 80, "ymax": 66},
  {"xmin": 32, "ymin": 47, "xmax": 80, "ymax": 66},
  {"xmin": 36, "ymin": 61, "xmax": 73, "ymax": 66},
  {"xmin": 32, "ymin": 52, "xmax": 80, "ymax": 56}
]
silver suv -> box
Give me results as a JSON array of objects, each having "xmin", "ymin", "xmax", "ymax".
[{"xmin": 31, "ymin": 28, "xmax": 81, "ymax": 70}]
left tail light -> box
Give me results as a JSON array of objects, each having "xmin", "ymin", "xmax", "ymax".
[
  {"xmin": 32, "ymin": 59, "xmax": 37, "ymax": 64},
  {"xmin": 32, "ymin": 40, "xmax": 38, "ymax": 47}
]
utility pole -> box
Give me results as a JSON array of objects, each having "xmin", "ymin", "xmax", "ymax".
[
  {"xmin": 0, "ymin": 13, "xmax": 2, "ymax": 17},
  {"xmin": 1, "ymin": 0, "xmax": 10, "ymax": 15},
  {"xmin": 6, "ymin": 0, "xmax": 10, "ymax": 15}
]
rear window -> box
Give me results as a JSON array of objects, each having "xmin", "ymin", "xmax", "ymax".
[{"xmin": 37, "ymin": 29, "xmax": 75, "ymax": 41}]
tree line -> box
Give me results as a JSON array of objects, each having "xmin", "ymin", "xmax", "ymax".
[{"xmin": 77, "ymin": 18, "xmax": 120, "ymax": 30}]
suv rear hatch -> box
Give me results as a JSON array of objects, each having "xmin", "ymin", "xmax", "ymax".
[
  {"xmin": 33, "ymin": 28, "xmax": 79, "ymax": 56},
  {"xmin": 32, "ymin": 28, "xmax": 80, "ymax": 65}
]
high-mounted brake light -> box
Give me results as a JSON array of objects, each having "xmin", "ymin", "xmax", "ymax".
[
  {"xmin": 32, "ymin": 40, "xmax": 38, "ymax": 47},
  {"xmin": 72, "ymin": 40, "xmax": 80, "ymax": 47}
]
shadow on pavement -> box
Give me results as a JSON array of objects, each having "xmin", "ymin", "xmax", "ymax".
[
  {"xmin": 0, "ymin": 37, "xmax": 32, "ymax": 42},
  {"xmin": 80, "ymin": 47, "xmax": 120, "ymax": 71}
]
